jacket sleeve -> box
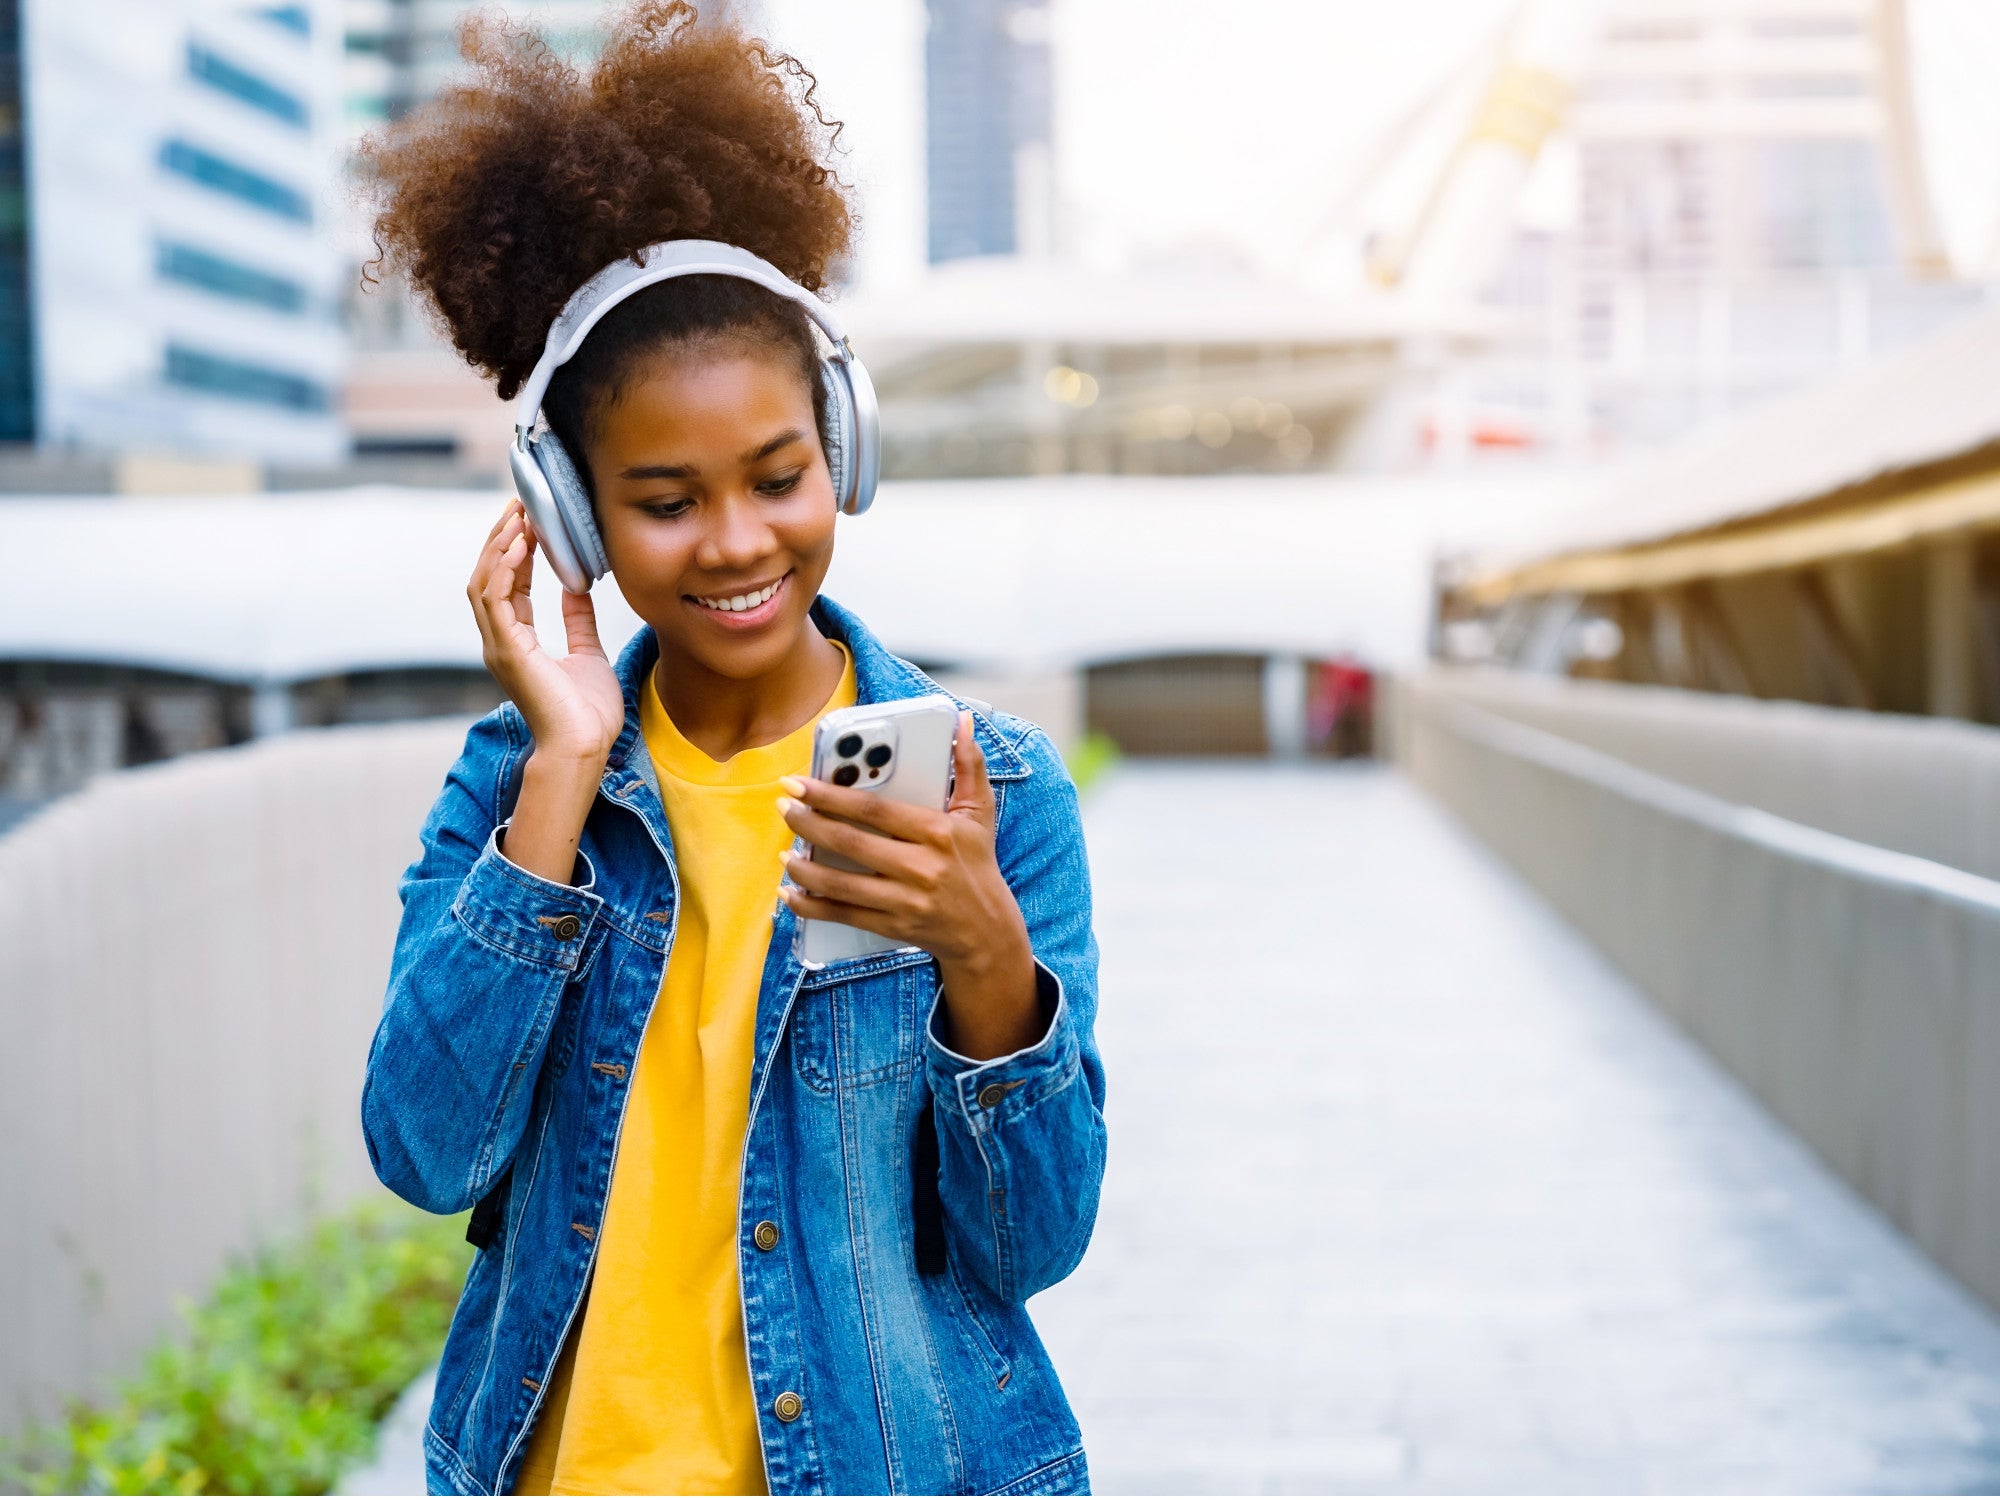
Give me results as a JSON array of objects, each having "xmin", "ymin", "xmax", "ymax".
[
  {"xmin": 361, "ymin": 708, "xmax": 608, "ymax": 1214},
  {"xmin": 924, "ymin": 726, "xmax": 1106, "ymax": 1303}
]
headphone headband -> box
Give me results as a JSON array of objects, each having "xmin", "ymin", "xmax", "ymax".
[
  {"xmin": 507, "ymin": 236, "xmax": 878, "ymax": 594},
  {"xmin": 511, "ymin": 239, "xmax": 852, "ymax": 431}
]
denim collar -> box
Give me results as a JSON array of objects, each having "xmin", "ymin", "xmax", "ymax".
[{"xmin": 601, "ymin": 594, "xmax": 1032, "ymax": 785}]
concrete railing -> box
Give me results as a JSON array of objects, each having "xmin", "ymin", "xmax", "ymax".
[
  {"xmin": 1429, "ymin": 668, "xmax": 2000, "ymax": 882},
  {"xmin": 1399, "ymin": 670, "xmax": 2000, "ymax": 1315},
  {"xmin": 0, "ymin": 720, "xmax": 467, "ymax": 1435}
]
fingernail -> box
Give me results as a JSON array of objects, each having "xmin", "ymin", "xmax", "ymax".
[
  {"xmin": 779, "ymin": 776, "xmax": 806, "ymax": 796},
  {"xmin": 776, "ymin": 796, "xmax": 796, "ymax": 815}
]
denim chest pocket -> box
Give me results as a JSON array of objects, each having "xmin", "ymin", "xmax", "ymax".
[{"xmin": 790, "ymin": 947, "xmax": 934, "ymax": 1094}]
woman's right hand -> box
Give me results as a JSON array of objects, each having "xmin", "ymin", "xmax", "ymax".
[{"xmin": 468, "ymin": 498, "xmax": 625, "ymax": 770}]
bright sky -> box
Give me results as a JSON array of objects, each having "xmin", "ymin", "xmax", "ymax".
[{"xmin": 756, "ymin": 0, "xmax": 2000, "ymax": 286}]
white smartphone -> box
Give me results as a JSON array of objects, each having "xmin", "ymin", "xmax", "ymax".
[{"xmin": 791, "ymin": 693, "xmax": 960, "ymax": 969}]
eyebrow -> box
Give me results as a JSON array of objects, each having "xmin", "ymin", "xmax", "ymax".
[
  {"xmin": 617, "ymin": 428, "xmax": 807, "ymax": 483},
  {"xmin": 744, "ymin": 428, "xmax": 807, "ymax": 464}
]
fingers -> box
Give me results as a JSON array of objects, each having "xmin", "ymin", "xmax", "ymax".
[
  {"xmin": 948, "ymin": 710, "xmax": 995, "ymax": 822},
  {"xmin": 779, "ymin": 884, "xmax": 904, "ymax": 941},
  {"xmin": 561, "ymin": 585, "xmax": 607, "ymax": 662},
  {"xmin": 780, "ymin": 774, "xmax": 946, "ymax": 844},
  {"xmin": 468, "ymin": 501, "xmax": 526, "ymax": 653},
  {"xmin": 483, "ymin": 526, "xmax": 531, "ymax": 638},
  {"xmin": 504, "ymin": 514, "xmax": 537, "ymax": 627},
  {"xmin": 780, "ymin": 849, "xmax": 905, "ymax": 913},
  {"xmin": 778, "ymin": 796, "xmax": 932, "ymax": 880}
]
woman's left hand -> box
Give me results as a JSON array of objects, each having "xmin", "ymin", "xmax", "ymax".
[{"xmin": 779, "ymin": 711, "xmax": 1045, "ymax": 1061}]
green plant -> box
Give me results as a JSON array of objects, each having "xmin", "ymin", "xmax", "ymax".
[
  {"xmin": 3, "ymin": 1199, "xmax": 470, "ymax": 1496},
  {"xmin": 1064, "ymin": 730, "xmax": 1122, "ymax": 795}
]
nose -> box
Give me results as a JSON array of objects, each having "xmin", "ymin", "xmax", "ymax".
[{"xmin": 696, "ymin": 490, "xmax": 778, "ymax": 573}]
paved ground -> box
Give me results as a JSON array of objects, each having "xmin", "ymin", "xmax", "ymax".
[
  {"xmin": 345, "ymin": 763, "xmax": 2000, "ymax": 1493},
  {"xmin": 1028, "ymin": 763, "xmax": 2000, "ymax": 1493},
  {"xmin": 336, "ymin": 1367, "xmax": 434, "ymax": 1495}
]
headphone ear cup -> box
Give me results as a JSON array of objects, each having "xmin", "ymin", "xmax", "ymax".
[
  {"xmin": 818, "ymin": 355, "xmax": 854, "ymax": 510},
  {"xmin": 533, "ymin": 430, "xmax": 610, "ymax": 581}
]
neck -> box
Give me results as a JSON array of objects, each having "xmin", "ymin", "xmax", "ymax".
[{"xmin": 650, "ymin": 619, "xmax": 846, "ymax": 762}]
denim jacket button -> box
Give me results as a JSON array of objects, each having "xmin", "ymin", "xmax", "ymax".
[
  {"xmin": 977, "ymin": 1082, "xmax": 1008, "ymax": 1109},
  {"xmin": 753, "ymin": 1220, "xmax": 780, "ymax": 1252},
  {"xmin": 550, "ymin": 914, "xmax": 581, "ymax": 941},
  {"xmin": 773, "ymin": 1391, "xmax": 803, "ymax": 1423}
]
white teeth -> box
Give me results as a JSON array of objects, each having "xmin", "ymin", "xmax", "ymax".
[{"xmin": 699, "ymin": 578, "xmax": 781, "ymax": 612}]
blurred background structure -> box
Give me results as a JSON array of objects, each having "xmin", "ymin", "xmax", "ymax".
[
  {"xmin": 11, "ymin": 0, "xmax": 2000, "ymax": 1490},
  {"xmin": 1, "ymin": 0, "xmax": 346, "ymax": 476}
]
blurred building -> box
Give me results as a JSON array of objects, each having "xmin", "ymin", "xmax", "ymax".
[
  {"xmin": 1564, "ymin": 0, "xmax": 1974, "ymax": 445},
  {"xmin": 14, "ymin": 0, "xmax": 347, "ymax": 466},
  {"xmin": 925, "ymin": 0, "xmax": 1051, "ymax": 263},
  {"xmin": 839, "ymin": 256, "xmax": 1494, "ymax": 479},
  {"xmin": 1367, "ymin": 0, "xmax": 1986, "ymax": 464},
  {"xmin": 339, "ymin": 0, "xmax": 611, "ymax": 481},
  {"xmin": 340, "ymin": 0, "xmax": 606, "ymax": 131}
]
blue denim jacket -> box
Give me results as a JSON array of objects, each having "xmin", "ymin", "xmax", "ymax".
[{"xmin": 362, "ymin": 596, "xmax": 1106, "ymax": 1496}]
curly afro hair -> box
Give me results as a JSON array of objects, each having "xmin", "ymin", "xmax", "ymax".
[{"xmin": 361, "ymin": 0, "xmax": 855, "ymax": 421}]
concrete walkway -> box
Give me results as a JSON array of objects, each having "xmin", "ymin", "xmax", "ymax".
[{"xmin": 1028, "ymin": 763, "xmax": 2000, "ymax": 1493}]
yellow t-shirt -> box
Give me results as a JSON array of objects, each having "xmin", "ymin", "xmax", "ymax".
[{"xmin": 515, "ymin": 648, "xmax": 856, "ymax": 1496}]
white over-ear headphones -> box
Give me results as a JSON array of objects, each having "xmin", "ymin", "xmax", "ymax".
[{"xmin": 508, "ymin": 238, "xmax": 881, "ymax": 594}]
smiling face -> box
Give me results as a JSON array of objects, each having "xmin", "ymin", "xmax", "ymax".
[{"xmin": 585, "ymin": 341, "xmax": 837, "ymax": 685}]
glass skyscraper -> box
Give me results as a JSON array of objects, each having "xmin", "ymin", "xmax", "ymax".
[
  {"xmin": 925, "ymin": 0, "xmax": 1050, "ymax": 264},
  {"xmin": 17, "ymin": 0, "xmax": 347, "ymax": 464}
]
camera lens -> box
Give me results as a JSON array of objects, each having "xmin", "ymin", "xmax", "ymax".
[
  {"xmin": 864, "ymin": 744, "xmax": 893, "ymax": 768},
  {"xmin": 835, "ymin": 734, "xmax": 863, "ymax": 758},
  {"xmin": 832, "ymin": 763, "xmax": 860, "ymax": 787}
]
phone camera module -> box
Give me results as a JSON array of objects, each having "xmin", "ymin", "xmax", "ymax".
[
  {"xmin": 835, "ymin": 733, "xmax": 863, "ymax": 758},
  {"xmin": 863, "ymin": 743, "xmax": 893, "ymax": 769},
  {"xmin": 831, "ymin": 763, "xmax": 861, "ymax": 787}
]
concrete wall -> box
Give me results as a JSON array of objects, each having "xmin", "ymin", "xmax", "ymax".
[
  {"xmin": 1431, "ymin": 668, "xmax": 2000, "ymax": 882},
  {"xmin": 0, "ymin": 720, "xmax": 466, "ymax": 1435},
  {"xmin": 1400, "ymin": 671, "xmax": 2000, "ymax": 1316}
]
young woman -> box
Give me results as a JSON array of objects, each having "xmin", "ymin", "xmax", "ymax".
[{"xmin": 358, "ymin": 5, "xmax": 1105, "ymax": 1496}]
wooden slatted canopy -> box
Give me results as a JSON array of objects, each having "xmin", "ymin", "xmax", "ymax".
[
  {"xmin": 1454, "ymin": 302, "xmax": 2000, "ymax": 607},
  {"xmin": 1460, "ymin": 462, "xmax": 2000, "ymax": 605}
]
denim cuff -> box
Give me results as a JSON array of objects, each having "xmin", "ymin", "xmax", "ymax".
[
  {"xmin": 450, "ymin": 827, "xmax": 605, "ymax": 970},
  {"xmin": 924, "ymin": 960, "xmax": 1078, "ymax": 1134}
]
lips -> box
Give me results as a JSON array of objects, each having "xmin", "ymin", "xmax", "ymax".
[
  {"xmin": 693, "ymin": 577, "xmax": 784, "ymax": 613},
  {"xmin": 686, "ymin": 570, "xmax": 791, "ymax": 628}
]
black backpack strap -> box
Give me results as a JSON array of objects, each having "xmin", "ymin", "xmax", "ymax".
[
  {"xmin": 912, "ymin": 1091, "xmax": 947, "ymax": 1276},
  {"xmin": 466, "ymin": 1167, "xmax": 512, "ymax": 1251}
]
